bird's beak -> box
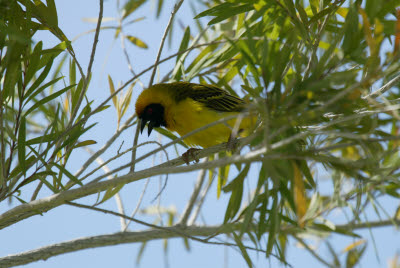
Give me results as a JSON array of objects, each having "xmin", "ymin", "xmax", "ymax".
[
  {"xmin": 139, "ymin": 118, "xmax": 148, "ymax": 134},
  {"xmin": 147, "ymin": 121, "xmax": 155, "ymax": 136}
]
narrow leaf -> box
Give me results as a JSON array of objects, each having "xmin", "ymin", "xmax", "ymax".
[
  {"xmin": 126, "ymin": 35, "xmax": 148, "ymax": 48},
  {"xmin": 18, "ymin": 117, "xmax": 27, "ymax": 172},
  {"xmin": 25, "ymin": 84, "xmax": 74, "ymax": 115}
]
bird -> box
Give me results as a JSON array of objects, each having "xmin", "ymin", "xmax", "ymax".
[{"xmin": 135, "ymin": 82, "xmax": 256, "ymax": 161}]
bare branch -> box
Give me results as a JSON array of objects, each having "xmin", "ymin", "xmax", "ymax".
[
  {"xmin": 83, "ymin": 147, "xmax": 127, "ymax": 230},
  {"xmin": 362, "ymin": 72, "xmax": 400, "ymax": 99},
  {"xmin": 68, "ymin": 0, "xmax": 104, "ymax": 125},
  {"xmin": 188, "ymin": 170, "xmax": 215, "ymax": 225},
  {"xmin": 0, "ymin": 140, "xmax": 269, "ymax": 230},
  {"xmin": 123, "ymin": 178, "xmax": 150, "ymax": 231},
  {"xmin": 73, "ymin": 113, "xmax": 136, "ymax": 180},
  {"xmin": 178, "ymin": 163, "xmax": 207, "ymax": 225},
  {"xmin": 0, "ymin": 225, "xmax": 232, "ymax": 267},
  {"xmin": 148, "ymin": 0, "xmax": 185, "ymax": 87},
  {"xmin": 293, "ymin": 236, "xmax": 335, "ymax": 268}
]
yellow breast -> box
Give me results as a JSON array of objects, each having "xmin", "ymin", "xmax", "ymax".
[{"xmin": 168, "ymin": 98, "xmax": 254, "ymax": 148}]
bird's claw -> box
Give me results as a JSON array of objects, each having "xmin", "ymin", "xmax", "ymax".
[
  {"xmin": 182, "ymin": 148, "xmax": 201, "ymax": 165},
  {"xmin": 226, "ymin": 133, "xmax": 239, "ymax": 152}
]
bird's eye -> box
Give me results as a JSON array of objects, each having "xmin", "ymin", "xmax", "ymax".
[{"xmin": 147, "ymin": 108, "xmax": 153, "ymax": 115}]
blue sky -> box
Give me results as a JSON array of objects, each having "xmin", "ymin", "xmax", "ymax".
[{"xmin": 0, "ymin": 0, "xmax": 399, "ymax": 267}]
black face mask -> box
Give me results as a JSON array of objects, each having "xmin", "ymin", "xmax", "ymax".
[{"xmin": 139, "ymin": 103, "xmax": 167, "ymax": 136}]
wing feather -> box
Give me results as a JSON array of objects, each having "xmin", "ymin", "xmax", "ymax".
[{"xmin": 187, "ymin": 84, "xmax": 245, "ymax": 112}]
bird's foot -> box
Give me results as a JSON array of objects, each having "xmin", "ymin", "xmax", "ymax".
[
  {"xmin": 182, "ymin": 148, "xmax": 201, "ymax": 165},
  {"xmin": 226, "ymin": 133, "xmax": 240, "ymax": 153}
]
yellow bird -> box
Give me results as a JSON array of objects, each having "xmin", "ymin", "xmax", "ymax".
[{"xmin": 135, "ymin": 82, "xmax": 255, "ymax": 149}]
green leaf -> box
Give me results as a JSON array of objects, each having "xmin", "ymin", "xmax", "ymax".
[
  {"xmin": 108, "ymin": 75, "xmax": 117, "ymax": 108},
  {"xmin": 46, "ymin": 0, "xmax": 59, "ymax": 27},
  {"xmin": 223, "ymin": 164, "xmax": 250, "ymax": 192},
  {"xmin": 3, "ymin": 54, "xmax": 21, "ymax": 99},
  {"xmin": 25, "ymin": 84, "xmax": 74, "ymax": 115},
  {"xmin": 208, "ymin": 4, "xmax": 254, "ymax": 25},
  {"xmin": 295, "ymin": 2, "xmax": 309, "ymax": 26},
  {"xmin": 25, "ymin": 41, "xmax": 43, "ymax": 84},
  {"xmin": 342, "ymin": 4, "xmax": 359, "ymax": 55},
  {"xmin": 53, "ymin": 163, "xmax": 82, "ymax": 186},
  {"xmin": 257, "ymin": 191, "xmax": 269, "ymax": 239},
  {"xmin": 224, "ymin": 182, "xmax": 243, "ymax": 223},
  {"xmin": 156, "ymin": 0, "xmax": 164, "ymax": 18},
  {"xmin": 98, "ymin": 183, "xmax": 125, "ymax": 205},
  {"xmin": 92, "ymin": 105, "xmax": 111, "ymax": 115},
  {"xmin": 16, "ymin": 170, "xmax": 58, "ymax": 189},
  {"xmin": 26, "ymin": 132, "xmax": 62, "ymax": 145},
  {"xmin": 240, "ymin": 185, "xmax": 263, "ymax": 237},
  {"xmin": 74, "ymin": 140, "xmax": 97, "ymax": 148},
  {"xmin": 195, "ymin": 3, "xmax": 251, "ymax": 19},
  {"xmin": 71, "ymin": 78, "xmax": 84, "ymax": 112},
  {"xmin": 38, "ymin": 41, "xmax": 68, "ymax": 69},
  {"xmin": 25, "ymin": 57, "xmax": 54, "ymax": 99},
  {"xmin": 69, "ymin": 59, "xmax": 76, "ymax": 86},
  {"xmin": 136, "ymin": 242, "xmax": 147, "ymax": 265},
  {"xmin": 119, "ymin": 83, "xmax": 134, "ymax": 120},
  {"xmin": 172, "ymin": 27, "xmax": 191, "ymax": 80},
  {"xmin": 178, "ymin": 27, "xmax": 191, "ymax": 57},
  {"xmin": 8, "ymin": 156, "xmax": 36, "ymax": 179},
  {"xmin": 217, "ymin": 157, "xmax": 230, "ymax": 198},
  {"xmin": 194, "ymin": 2, "xmax": 254, "ymax": 25},
  {"xmin": 122, "ymin": 0, "xmax": 146, "ymax": 19},
  {"xmin": 232, "ymin": 232, "xmax": 253, "ymax": 268},
  {"xmin": 345, "ymin": 243, "xmax": 367, "ymax": 268},
  {"xmin": 59, "ymin": 123, "xmax": 96, "ymax": 151},
  {"xmin": 25, "ymin": 76, "xmax": 64, "ymax": 106},
  {"xmin": 126, "ymin": 35, "xmax": 148, "ymax": 48},
  {"xmin": 18, "ymin": 116, "xmax": 26, "ymax": 172},
  {"xmin": 266, "ymin": 197, "xmax": 278, "ymax": 255}
]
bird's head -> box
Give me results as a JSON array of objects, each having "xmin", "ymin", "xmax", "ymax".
[
  {"xmin": 135, "ymin": 84, "xmax": 179, "ymax": 136},
  {"xmin": 137, "ymin": 103, "xmax": 167, "ymax": 136}
]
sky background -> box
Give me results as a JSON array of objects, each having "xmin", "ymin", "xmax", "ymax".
[{"xmin": 0, "ymin": 0, "xmax": 399, "ymax": 267}]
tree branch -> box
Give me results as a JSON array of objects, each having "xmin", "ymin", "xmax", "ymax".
[
  {"xmin": 148, "ymin": 0, "xmax": 184, "ymax": 87},
  {"xmin": 362, "ymin": 72, "xmax": 400, "ymax": 99},
  {"xmin": 0, "ymin": 225, "xmax": 232, "ymax": 267},
  {"xmin": 178, "ymin": 164, "xmax": 207, "ymax": 225},
  {"xmin": 68, "ymin": 0, "xmax": 104, "ymax": 125},
  {"xmin": 0, "ymin": 139, "xmax": 268, "ymax": 230}
]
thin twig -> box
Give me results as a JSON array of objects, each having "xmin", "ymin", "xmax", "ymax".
[
  {"xmin": 293, "ymin": 235, "xmax": 335, "ymax": 268},
  {"xmin": 73, "ymin": 113, "xmax": 136, "ymax": 180},
  {"xmin": 148, "ymin": 0, "xmax": 185, "ymax": 87},
  {"xmin": 83, "ymin": 147, "xmax": 127, "ymax": 230},
  {"xmin": 303, "ymin": 13, "xmax": 331, "ymax": 79},
  {"xmin": 178, "ymin": 162, "xmax": 207, "ymax": 225},
  {"xmin": 0, "ymin": 84, "xmax": 5, "ymax": 189},
  {"xmin": 335, "ymin": 217, "xmax": 400, "ymax": 230},
  {"xmin": 129, "ymin": 123, "xmax": 140, "ymax": 172},
  {"xmin": 80, "ymin": 140, "xmax": 159, "ymax": 184},
  {"xmin": 123, "ymin": 178, "xmax": 150, "ymax": 231},
  {"xmin": 362, "ymin": 72, "xmax": 400, "ymax": 99},
  {"xmin": 188, "ymin": 170, "xmax": 215, "ymax": 225},
  {"xmin": 68, "ymin": 0, "xmax": 104, "ymax": 125}
]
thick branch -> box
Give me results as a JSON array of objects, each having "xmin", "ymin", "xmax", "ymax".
[
  {"xmin": 0, "ymin": 225, "xmax": 229, "ymax": 267},
  {"xmin": 0, "ymin": 143, "xmax": 267, "ymax": 230}
]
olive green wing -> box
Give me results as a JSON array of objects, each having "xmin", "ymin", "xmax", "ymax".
[{"xmin": 187, "ymin": 83, "xmax": 246, "ymax": 112}]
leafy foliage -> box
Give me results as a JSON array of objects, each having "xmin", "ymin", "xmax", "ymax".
[{"xmin": 1, "ymin": 0, "xmax": 400, "ymax": 267}]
